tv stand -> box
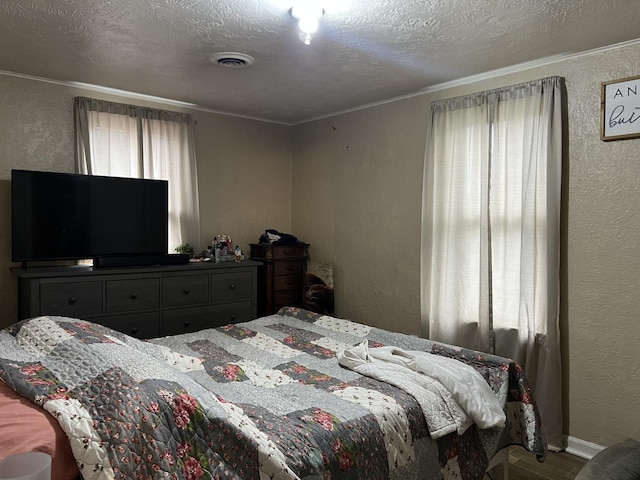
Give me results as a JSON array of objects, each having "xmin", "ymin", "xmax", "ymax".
[
  {"xmin": 93, "ymin": 253, "xmax": 190, "ymax": 268},
  {"xmin": 12, "ymin": 261, "xmax": 261, "ymax": 338}
]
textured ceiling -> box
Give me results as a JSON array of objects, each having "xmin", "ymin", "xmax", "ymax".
[{"xmin": 0, "ymin": 0, "xmax": 639, "ymax": 124}]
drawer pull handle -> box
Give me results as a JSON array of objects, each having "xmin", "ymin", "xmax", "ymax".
[
  {"xmin": 131, "ymin": 328, "xmax": 138, "ymax": 336},
  {"xmin": 184, "ymin": 320, "xmax": 191, "ymax": 328},
  {"xmin": 183, "ymin": 288, "xmax": 191, "ymax": 295},
  {"xmin": 130, "ymin": 292, "xmax": 138, "ymax": 300},
  {"xmin": 68, "ymin": 297, "xmax": 77, "ymax": 305},
  {"xmin": 284, "ymin": 248, "xmax": 294, "ymax": 255},
  {"xmin": 230, "ymin": 315, "xmax": 236, "ymax": 321},
  {"xmin": 229, "ymin": 284, "xmax": 236, "ymax": 290}
]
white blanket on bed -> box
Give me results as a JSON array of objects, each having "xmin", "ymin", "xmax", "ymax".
[{"xmin": 337, "ymin": 342, "xmax": 506, "ymax": 438}]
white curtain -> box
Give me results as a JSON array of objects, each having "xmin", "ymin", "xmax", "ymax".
[
  {"xmin": 74, "ymin": 97, "xmax": 200, "ymax": 252},
  {"xmin": 421, "ymin": 77, "xmax": 564, "ymax": 448}
]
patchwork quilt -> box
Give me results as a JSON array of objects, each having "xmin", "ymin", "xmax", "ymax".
[{"xmin": 0, "ymin": 307, "xmax": 546, "ymax": 480}]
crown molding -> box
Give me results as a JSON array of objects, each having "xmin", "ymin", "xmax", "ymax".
[
  {"xmin": 2, "ymin": 37, "xmax": 640, "ymax": 127},
  {"xmin": 294, "ymin": 37, "xmax": 640, "ymax": 125},
  {"xmin": 0, "ymin": 69, "xmax": 290, "ymax": 126}
]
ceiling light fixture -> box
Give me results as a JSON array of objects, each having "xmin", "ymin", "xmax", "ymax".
[{"xmin": 290, "ymin": 2, "xmax": 325, "ymax": 45}]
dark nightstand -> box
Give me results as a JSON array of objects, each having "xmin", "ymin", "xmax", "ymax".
[{"xmin": 250, "ymin": 243, "xmax": 309, "ymax": 316}]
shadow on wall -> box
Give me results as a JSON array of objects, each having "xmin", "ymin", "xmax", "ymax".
[
  {"xmin": 304, "ymin": 262, "xmax": 334, "ymax": 315},
  {"xmin": 0, "ymin": 179, "xmax": 19, "ymax": 328}
]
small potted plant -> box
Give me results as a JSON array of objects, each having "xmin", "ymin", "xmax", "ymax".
[{"xmin": 175, "ymin": 243, "xmax": 195, "ymax": 258}]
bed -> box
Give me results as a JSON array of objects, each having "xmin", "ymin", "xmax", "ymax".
[{"xmin": 0, "ymin": 307, "xmax": 546, "ymax": 479}]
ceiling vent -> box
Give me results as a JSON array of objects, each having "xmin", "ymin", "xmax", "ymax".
[{"xmin": 209, "ymin": 52, "xmax": 255, "ymax": 68}]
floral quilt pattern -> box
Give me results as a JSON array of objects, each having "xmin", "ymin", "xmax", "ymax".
[{"xmin": 0, "ymin": 308, "xmax": 546, "ymax": 480}]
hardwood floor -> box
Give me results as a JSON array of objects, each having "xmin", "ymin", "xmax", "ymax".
[{"xmin": 505, "ymin": 447, "xmax": 588, "ymax": 480}]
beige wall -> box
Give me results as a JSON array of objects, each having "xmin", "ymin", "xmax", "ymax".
[
  {"xmin": 191, "ymin": 112, "xmax": 292, "ymax": 252},
  {"xmin": 292, "ymin": 42, "xmax": 640, "ymax": 448},
  {"xmin": 0, "ymin": 74, "xmax": 292, "ymax": 328},
  {"xmin": 291, "ymin": 98, "xmax": 428, "ymax": 335}
]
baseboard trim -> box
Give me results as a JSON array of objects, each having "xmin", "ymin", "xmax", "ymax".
[{"xmin": 564, "ymin": 436, "xmax": 605, "ymax": 460}]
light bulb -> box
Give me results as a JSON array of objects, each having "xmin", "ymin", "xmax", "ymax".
[
  {"xmin": 291, "ymin": 4, "xmax": 324, "ymax": 23},
  {"xmin": 299, "ymin": 31, "xmax": 313, "ymax": 45},
  {"xmin": 291, "ymin": 3, "xmax": 325, "ymax": 44},
  {"xmin": 298, "ymin": 16, "xmax": 319, "ymax": 34}
]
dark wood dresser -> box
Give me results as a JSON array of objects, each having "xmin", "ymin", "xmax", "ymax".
[
  {"xmin": 250, "ymin": 243, "xmax": 309, "ymax": 315},
  {"xmin": 12, "ymin": 260, "xmax": 260, "ymax": 338}
]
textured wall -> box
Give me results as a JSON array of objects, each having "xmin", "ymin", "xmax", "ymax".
[
  {"xmin": 292, "ymin": 42, "xmax": 640, "ymax": 447},
  {"xmin": 0, "ymin": 76, "xmax": 76, "ymax": 327},
  {"xmin": 193, "ymin": 112, "xmax": 292, "ymax": 252},
  {"xmin": 0, "ymin": 75, "xmax": 292, "ymax": 329},
  {"xmin": 559, "ymin": 46, "xmax": 640, "ymax": 448},
  {"xmin": 291, "ymin": 98, "xmax": 427, "ymax": 336}
]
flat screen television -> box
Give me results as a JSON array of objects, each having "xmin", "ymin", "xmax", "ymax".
[{"xmin": 12, "ymin": 169, "xmax": 171, "ymax": 266}]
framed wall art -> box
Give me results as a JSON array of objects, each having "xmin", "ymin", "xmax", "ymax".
[{"xmin": 601, "ymin": 75, "xmax": 640, "ymax": 141}]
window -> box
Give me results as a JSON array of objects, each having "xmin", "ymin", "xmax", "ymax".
[
  {"xmin": 74, "ymin": 97, "xmax": 200, "ymax": 252},
  {"xmin": 421, "ymin": 77, "xmax": 564, "ymax": 448}
]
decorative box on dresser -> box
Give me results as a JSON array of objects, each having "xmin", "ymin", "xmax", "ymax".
[
  {"xmin": 12, "ymin": 260, "xmax": 261, "ymax": 338},
  {"xmin": 250, "ymin": 242, "xmax": 309, "ymax": 316}
]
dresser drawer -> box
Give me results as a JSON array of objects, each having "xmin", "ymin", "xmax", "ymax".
[
  {"xmin": 106, "ymin": 278, "xmax": 160, "ymax": 312},
  {"xmin": 14, "ymin": 262, "xmax": 259, "ymax": 337},
  {"xmin": 163, "ymin": 302, "xmax": 252, "ymax": 335},
  {"xmin": 273, "ymin": 290, "xmax": 303, "ymax": 310},
  {"xmin": 271, "ymin": 245, "xmax": 308, "ymax": 260},
  {"xmin": 209, "ymin": 301, "xmax": 253, "ymax": 326},
  {"xmin": 250, "ymin": 243, "xmax": 308, "ymax": 261},
  {"xmin": 273, "ymin": 261, "xmax": 305, "ymax": 276},
  {"xmin": 96, "ymin": 312, "xmax": 161, "ymax": 339},
  {"xmin": 163, "ymin": 275, "xmax": 209, "ymax": 307},
  {"xmin": 40, "ymin": 281, "xmax": 103, "ymax": 317},
  {"xmin": 211, "ymin": 272, "xmax": 252, "ymax": 303},
  {"xmin": 273, "ymin": 274, "xmax": 303, "ymax": 291}
]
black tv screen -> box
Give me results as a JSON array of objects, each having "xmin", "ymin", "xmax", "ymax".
[{"xmin": 12, "ymin": 169, "xmax": 169, "ymax": 263}]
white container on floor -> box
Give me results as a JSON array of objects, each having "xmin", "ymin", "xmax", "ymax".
[{"xmin": 0, "ymin": 452, "xmax": 51, "ymax": 480}]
